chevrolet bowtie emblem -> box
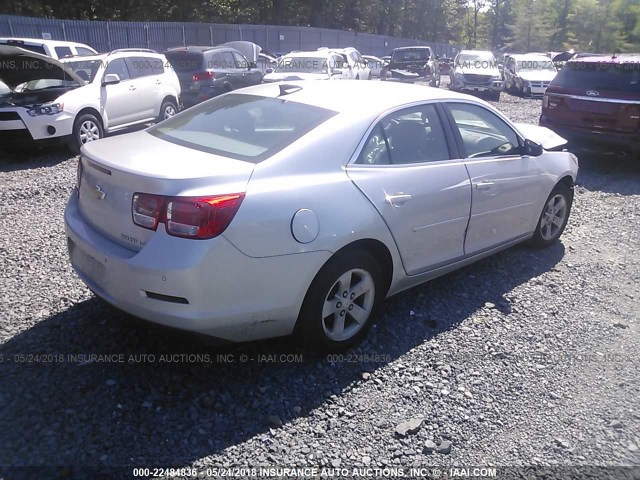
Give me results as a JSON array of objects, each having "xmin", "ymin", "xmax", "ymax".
[{"xmin": 93, "ymin": 184, "xmax": 106, "ymax": 200}]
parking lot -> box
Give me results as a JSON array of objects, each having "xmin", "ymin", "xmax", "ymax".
[{"xmin": 1, "ymin": 85, "xmax": 639, "ymax": 478}]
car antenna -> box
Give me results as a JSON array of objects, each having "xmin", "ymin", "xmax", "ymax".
[{"xmin": 278, "ymin": 84, "xmax": 303, "ymax": 96}]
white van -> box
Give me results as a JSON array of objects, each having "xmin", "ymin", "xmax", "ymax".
[{"xmin": 0, "ymin": 37, "xmax": 98, "ymax": 59}]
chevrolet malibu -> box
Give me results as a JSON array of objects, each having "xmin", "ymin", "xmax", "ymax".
[{"xmin": 65, "ymin": 81, "xmax": 578, "ymax": 351}]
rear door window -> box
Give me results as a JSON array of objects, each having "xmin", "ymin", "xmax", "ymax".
[
  {"xmin": 125, "ymin": 56, "xmax": 161, "ymax": 78},
  {"xmin": 54, "ymin": 46, "xmax": 73, "ymax": 58}
]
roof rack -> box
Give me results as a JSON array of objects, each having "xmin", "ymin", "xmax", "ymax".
[{"xmin": 109, "ymin": 48, "xmax": 157, "ymax": 55}]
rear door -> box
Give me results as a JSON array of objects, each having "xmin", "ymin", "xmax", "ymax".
[
  {"xmin": 124, "ymin": 56, "xmax": 159, "ymax": 119},
  {"xmin": 444, "ymin": 101, "xmax": 543, "ymax": 254},
  {"xmin": 346, "ymin": 103, "xmax": 471, "ymax": 275}
]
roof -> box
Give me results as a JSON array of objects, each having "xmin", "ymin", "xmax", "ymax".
[
  {"xmin": 568, "ymin": 53, "xmax": 640, "ymax": 63},
  {"xmin": 459, "ymin": 50, "xmax": 494, "ymax": 56},
  {"xmin": 0, "ymin": 37, "xmax": 94, "ymax": 48},
  {"xmin": 282, "ymin": 51, "xmax": 334, "ymax": 59},
  {"xmin": 234, "ymin": 80, "xmax": 481, "ymax": 115},
  {"xmin": 166, "ymin": 46, "xmax": 232, "ymax": 53},
  {"xmin": 393, "ymin": 46, "xmax": 432, "ymax": 51}
]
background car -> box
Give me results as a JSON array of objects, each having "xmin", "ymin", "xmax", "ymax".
[
  {"xmin": 329, "ymin": 47, "xmax": 371, "ymax": 80},
  {"xmin": 363, "ymin": 55, "xmax": 387, "ymax": 78},
  {"xmin": 262, "ymin": 50, "xmax": 346, "ymax": 82},
  {"xmin": 0, "ymin": 46, "xmax": 180, "ymax": 151},
  {"xmin": 0, "ymin": 37, "xmax": 97, "ymax": 59},
  {"xmin": 256, "ymin": 52, "xmax": 278, "ymax": 74},
  {"xmin": 540, "ymin": 53, "xmax": 640, "ymax": 157},
  {"xmin": 438, "ymin": 57, "xmax": 454, "ymax": 75},
  {"xmin": 164, "ymin": 46, "xmax": 262, "ymax": 108},
  {"xmin": 504, "ymin": 53, "xmax": 557, "ymax": 96},
  {"xmin": 381, "ymin": 46, "xmax": 440, "ymax": 87},
  {"xmin": 449, "ymin": 49, "xmax": 503, "ymax": 100},
  {"xmin": 65, "ymin": 81, "xmax": 577, "ymax": 352}
]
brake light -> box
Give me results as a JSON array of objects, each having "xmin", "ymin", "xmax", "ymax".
[
  {"xmin": 132, "ymin": 193, "xmax": 244, "ymax": 239},
  {"xmin": 192, "ymin": 71, "xmax": 215, "ymax": 81},
  {"xmin": 424, "ymin": 65, "xmax": 431, "ymax": 76}
]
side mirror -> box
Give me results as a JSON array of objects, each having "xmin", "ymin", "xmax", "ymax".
[
  {"xmin": 249, "ymin": 61, "xmax": 257, "ymax": 69},
  {"xmin": 265, "ymin": 68, "xmax": 273, "ymax": 74},
  {"xmin": 102, "ymin": 73, "xmax": 120, "ymax": 86},
  {"xmin": 523, "ymin": 139, "xmax": 543, "ymax": 157}
]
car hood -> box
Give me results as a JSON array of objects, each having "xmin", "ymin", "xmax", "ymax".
[
  {"xmin": 515, "ymin": 123, "xmax": 567, "ymax": 150},
  {"xmin": 518, "ymin": 70, "xmax": 557, "ymax": 82},
  {"xmin": 262, "ymin": 72, "xmax": 330, "ymax": 82},
  {"xmin": 0, "ymin": 45, "xmax": 84, "ymax": 89}
]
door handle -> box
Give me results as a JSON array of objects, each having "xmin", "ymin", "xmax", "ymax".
[
  {"xmin": 155, "ymin": 80, "xmax": 161, "ymax": 85},
  {"xmin": 129, "ymin": 86, "xmax": 137, "ymax": 91},
  {"xmin": 474, "ymin": 180, "xmax": 495, "ymax": 190},
  {"xmin": 385, "ymin": 193, "xmax": 412, "ymax": 206}
]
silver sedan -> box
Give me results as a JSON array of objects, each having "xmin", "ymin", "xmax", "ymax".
[{"xmin": 65, "ymin": 81, "xmax": 578, "ymax": 351}]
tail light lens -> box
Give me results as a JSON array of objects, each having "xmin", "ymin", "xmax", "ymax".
[
  {"xmin": 192, "ymin": 71, "xmax": 215, "ymax": 81},
  {"xmin": 132, "ymin": 193, "xmax": 244, "ymax": 240},
  {"xmin": 424, "ymin": 65, "xmax": 431, "ymax": 76}
]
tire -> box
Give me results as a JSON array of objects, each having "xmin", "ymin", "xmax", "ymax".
[
  {"xmin": 295, "ymin": 250, "xmax": 385, "ymax": 352},
  {"xmin": 70, "ymin": 113, "xmax": 103, "ymax": 154},
  {"xmin": 490, "ymin": 91, "xmax": 501, "ymax": 101},
  {"xmin": 530, "ymin": 183, "xmax": 573, "ymax": 248},
  {"xmin": 157, "ymin": 99, "xmax": 178, "ymax": 123}
]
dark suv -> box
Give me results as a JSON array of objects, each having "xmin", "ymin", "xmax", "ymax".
[
  {"xmin": 540, "ymin": 54, "xmax": 640, "ymax": 156},
  {"xmin": 164, "ymin": 46, "xmax": 263, "ymax": 108},
  {"xmin": 381, "ymin": 46, "xmax": 440, "ymax": 87}
]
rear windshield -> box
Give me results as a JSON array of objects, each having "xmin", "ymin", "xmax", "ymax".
[
  {"xmin": 165, "ymin": 51, "xmax": 204, "ymax": 72},
  {"xmin": 275, "ymin": 56, "xmax": 330, "ymax": 73},
  {"xmin": 392, "ymin": 49, "xmax": 431, "ymax": 62},
  {"xmin": 553, "ymin": 61, "xmax": 640, "ymax": 93},
  {"xmin": 148, "ymin": 93, "xmax": 337, "ymax": 162}
]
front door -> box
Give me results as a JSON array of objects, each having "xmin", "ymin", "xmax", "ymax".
[{"xmin": 444, "ymin": 101, "xmax": 543, "ymax": 254}]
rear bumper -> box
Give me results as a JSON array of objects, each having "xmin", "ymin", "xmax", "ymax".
[
  {"xmin": 64, "ymin": 193, "xmax": 331, "ymax": 342},
  {"xmin": 539, "ymin": 115, "xmax": 640, "ymax": 154}
]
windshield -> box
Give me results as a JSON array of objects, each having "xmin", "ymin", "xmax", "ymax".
[
  {"xmin": 553, "ymin": 61, "xmax": 640, "ymax": 93},
  {"xmin": 456, "ymin": 53, "xmax": 497, "ymax": 69},
  {"xmin": 275, "ymin": 56, "xmax": 330, "ymax": 74},
  {"xmin": 517, "ymin": 58, "xmax": 556, "ymax": 72},
  {"xmin": 148, "ymin": 94, "xmax": 337, "ymax": 162},
  {"xmin": 392, "ymin": 49, "xmax": 431, "ymax": 62},
  {"xmin": 63, "ymin": 59, "xmax": 104, "ymax": 83}
]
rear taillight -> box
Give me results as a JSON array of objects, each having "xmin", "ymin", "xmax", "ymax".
[
  {"xmin": 76, "ymin": 158, "xmax": 83, "ymax": 197},
  {"xmin": 132, "ymin": 193, "xmax": 244, "ymax": 240},
  {"xmin": 543, "ymin": 95, "xmax": 549, "ymax": 108},
  {"xmin": 192, "ymin": 71, "xmax": 215, "ymax": 81},
  {"xmin": 132, "ymin": 193, "xmax": 165, "ymax": 230},
  {"xmin": 424, "ymin": 65, "xmax": 431, "ymax": 77}
]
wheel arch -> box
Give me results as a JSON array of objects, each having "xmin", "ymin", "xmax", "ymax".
[
  {"xmin": 326, "ymin": 238, "xmax": 394, "ymax": 297},
  {"xmin": 74, "ymin": 107, "xmax": 104, "ymax": 128}
]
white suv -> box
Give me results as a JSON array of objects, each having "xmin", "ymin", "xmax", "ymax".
[
  {"xmin": 320, "ymin": 47, "xmax": 371, "ymax": 80},
  {"xmin": 0, "ymin": 37, "xmax": 97, "ymax": 59},
  {"xmin": 0, "ymin": 47, "xmax": 180, "ymax": 151}
]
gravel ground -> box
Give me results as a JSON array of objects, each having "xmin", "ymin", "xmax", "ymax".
[{"xmin": 0, "ymin": 85, "xmax": 639, "ymax": 480}]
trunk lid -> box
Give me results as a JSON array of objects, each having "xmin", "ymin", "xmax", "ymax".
[{"xmin": 78, "ymin": 130, "xmax": 255, "ymax": 251}]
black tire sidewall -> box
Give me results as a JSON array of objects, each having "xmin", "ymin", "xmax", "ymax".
[
  {"xmin": 296, "ymin": 250, "xmax": 385, "ymax": 352},
  {"xmin": 530, "ymin": 183, "xmax": 573, "ymax": 248},
  {"xmin": 159, "ymin": 100, "xmax": 177, "ymax": 122}
]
